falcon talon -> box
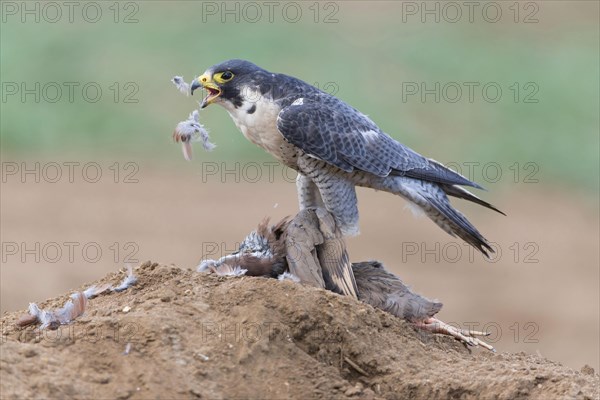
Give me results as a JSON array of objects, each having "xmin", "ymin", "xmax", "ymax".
[{"xmin": 415, "ymin": 317, "xmax": 496, "ymax": 352}]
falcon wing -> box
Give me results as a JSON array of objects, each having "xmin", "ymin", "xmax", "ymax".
[
  {"xmin": 313, "ymin": 208, "xmax": 358, "ymax": 299},
  {"xmin": 286, "ymin": 208, "xmax": 358, "ymax": 299},
  {"xmin": 277, "ymin": 97, "xmax": 483, "ymax": 189}
]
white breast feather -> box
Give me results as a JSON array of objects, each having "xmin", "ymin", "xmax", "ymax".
[{"xmin": 221, "ymin": 88, "xmax": 286, "ymax": 159}]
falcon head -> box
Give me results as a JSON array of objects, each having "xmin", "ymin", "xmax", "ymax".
[{"xmin": 190, "ymin": 59, "xmax": 268, "ymax": 109}]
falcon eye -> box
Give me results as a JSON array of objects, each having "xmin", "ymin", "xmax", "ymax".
[{"xmin": 215, "ymin": 71, "xmax": 234, "ymax": 83}]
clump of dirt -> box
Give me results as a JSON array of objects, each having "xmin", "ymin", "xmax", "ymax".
[{"xmin": 1, "ymin": 262, "xmax": 598, "ymax": 399}]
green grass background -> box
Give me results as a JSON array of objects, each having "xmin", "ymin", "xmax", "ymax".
[{"xmin": 1, "ymin": 1, "xmax": 598, "ymax": 192}]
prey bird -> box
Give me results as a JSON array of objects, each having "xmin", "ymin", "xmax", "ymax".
[
  {"xmin": 190, "ymin": 60, "xmax": 503, "ymax": 256},
  {"xmin": 199, "ymin": 208, "xmax": 494, "ymax": 351}
]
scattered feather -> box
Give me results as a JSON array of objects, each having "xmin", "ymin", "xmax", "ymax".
[
  {"xmin": 83, "ymin": 283, "xmax": 111, "ymax": 299},
  {"xmin": 209, "ymin": 264, "xmax": 248, "ymax": 277},
  {"xmin": 53, "ymin": 292, "xmax": 87, "ymax": 326},
  {"xmin": 404, "ymin": 203, "xmax": 425, "ymax": 218},
  {"xmin": 22, "ymin": 292, "xmax": 88, "ymax": 330},
  {"xmin": 171, "ymin": 76, "xmax": 190, "ymax": 96},
  {"xmin": 278, "ymin": 272, "xmax": 300, "ymax": 283},
  {"xmin": 123, "ymin": 343, "xmax": 132, "ymax": 355},
  {"xmin": 26, "ymin": 303, "xmax": 52, "ymax": 329},
  {"xmin": 197, "ymin": 259, "xmax": 217, "ymax": 272},
  {"xmin": 173, "ymin": 110, "xmax": 215, "ymax": 161},
  {"xmin": 113, "ymin": 265, "xmax": 138, "ymax": 292},
  {"xmin": 17, "ymin": 264, "xmax": 139, "ymax": 330}
]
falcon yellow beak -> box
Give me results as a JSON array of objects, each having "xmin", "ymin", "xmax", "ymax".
[{"xmin": 191, "ymin": 73, "xmax": 222, "ymax": 108}]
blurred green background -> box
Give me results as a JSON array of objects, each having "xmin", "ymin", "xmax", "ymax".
[
  {"xmin": 1, "ymin": 1, "xmax": 599, "ymax": 372},
  {"xmin": 1, "ymin": 1, "xmax": 598, "ymax": 192}
]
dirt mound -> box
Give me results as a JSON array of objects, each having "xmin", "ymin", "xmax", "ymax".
[{"xmin": 1, "ymin": 262, "xmax": 598, "ymax": 399}]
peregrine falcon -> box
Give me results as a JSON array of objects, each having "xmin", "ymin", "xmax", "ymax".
[{"xmin": 190, "ymin": 60, "xmax": 503, "ymax": 256}]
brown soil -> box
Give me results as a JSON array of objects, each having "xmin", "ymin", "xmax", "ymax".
[
  {"xmin": 2, "ymin": 169, "xmax": 599, "ymax": 374},
  {"xmin": 1, "ymin": 262, "xmax": 598, "ymax": 400}
]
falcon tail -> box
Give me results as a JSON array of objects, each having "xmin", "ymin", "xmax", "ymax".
[
  {"xmin": 394, "ymin": 179, "xmax": 496, "ymax": 257},
  {"xmin": 423, "ymin": 191, "xmax": 494, "ymax": 256},
  {"xmin": 440, "ymin": 184, "xmax": 506, "ymax": 216},
  {"xmin": 360, "ymin": 172, "xmax": 499, "ymax": 257}
]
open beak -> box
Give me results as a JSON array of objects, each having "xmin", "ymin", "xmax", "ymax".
[{"xmin": 191, "ymin": 73, "xmax": 222, "ymax": 108}]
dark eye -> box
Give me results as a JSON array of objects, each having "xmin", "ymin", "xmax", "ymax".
[{"xmin": 221, "ymin": 71, "xmax": 233, "ymax": 80}]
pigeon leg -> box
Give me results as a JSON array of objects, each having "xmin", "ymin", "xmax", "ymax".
[{"xmin": 414, "ymin": 317, "xmax": 496, "ymax": 352}]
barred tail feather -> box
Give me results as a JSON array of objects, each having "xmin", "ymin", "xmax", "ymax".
[
  {"xmin": 424, "ymin": 193, "xmax": 494, "ymax": 256},
  {"xmin": 401, "ymin": 181, "xmax": 494, "ymax": 257},
  {"xmin": 441, "ymin": 184, "xmax": 506, "ymax": 216}
]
